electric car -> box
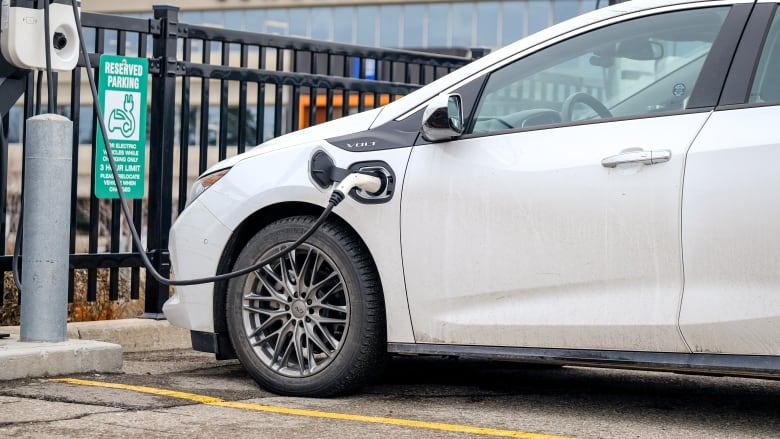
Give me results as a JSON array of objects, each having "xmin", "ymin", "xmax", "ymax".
[{"xmin": 164, "ymin": 0, "xmax": 780, "ymax": 396}]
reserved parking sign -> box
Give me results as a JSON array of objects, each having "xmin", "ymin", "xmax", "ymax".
[{"xmin": 94, "ymin": 55, "xmax": 148, "ymax": 199}]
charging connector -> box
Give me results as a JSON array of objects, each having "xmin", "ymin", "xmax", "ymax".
[{"xmin": 336, "ymin": 172, "xmax": 382, "ymax": 196}]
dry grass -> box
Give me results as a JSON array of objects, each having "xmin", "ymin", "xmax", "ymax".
[{"xmin": 1, "ymin": 269, "xmax": 144, "ymax": 325}]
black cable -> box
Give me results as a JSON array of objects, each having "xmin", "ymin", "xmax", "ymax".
[
  {"xmin": 35, "ymin": 71, "xmax": 43, "ymax": 115},
  {"xmin": 43, "ymin": 0, "xmax": 55, "ymax": 114},
  {"xmin": 12, "ymin": 210, "xmax": 22, "ymax": 292},
  {"xmin": 14, "ymin": 0, "xmax": 55, "ymax": 293},
  {"xmin": 69, "ymin": 1, "xmax": 343, "ymax": 286},
  {"xmin": 0, "ymin": 115, "xmax": 23, "ymax": 293}
]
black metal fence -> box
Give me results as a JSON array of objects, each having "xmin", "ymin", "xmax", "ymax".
[{"xmin": 0, "ymin": 6, "xmax": 474, "ymax": 322}]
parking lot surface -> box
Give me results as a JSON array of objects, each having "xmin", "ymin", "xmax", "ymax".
[{"xmin": 0, "ymin": 350, "xmax": 778, "ymax": 438}]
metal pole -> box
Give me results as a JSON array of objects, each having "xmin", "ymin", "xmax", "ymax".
[{"xmin": 19, "ymin": 114, "xmax": 73, "ymax": 343}]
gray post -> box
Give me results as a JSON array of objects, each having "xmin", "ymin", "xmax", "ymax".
[{"xmin": 19, "ymin": 114, "xmax": 73, "ymax": 343}]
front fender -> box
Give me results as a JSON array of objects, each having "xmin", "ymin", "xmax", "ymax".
[{"xmin": 194, "ymin": 142, "xmax": 416, "ymax": 344}]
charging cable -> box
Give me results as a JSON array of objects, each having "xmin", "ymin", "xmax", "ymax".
[
  {"xmin": 61, "ymin": 1, "xmax": 381, "ymax": 286},
  {"xmin": 42, "ymin": 0, "xmax": 55, "ymax": 114},
  {"xmin": 11, "ymin": 0, "xmax": 57, "ymax": 292}
]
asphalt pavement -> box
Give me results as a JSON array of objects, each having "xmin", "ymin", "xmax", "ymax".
[{"xmin": 0, "ymin": 319, "xmax": 778, "ymax": 438}]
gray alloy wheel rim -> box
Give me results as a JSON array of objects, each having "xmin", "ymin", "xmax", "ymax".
[{"xmin": 241, "ymin": 243, "xmax": 350, "ymax": 378}]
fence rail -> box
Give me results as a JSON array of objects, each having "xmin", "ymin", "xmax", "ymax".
[{"xmin": 0, "ymin": 6, "xmax": 474, "ymax": 323}]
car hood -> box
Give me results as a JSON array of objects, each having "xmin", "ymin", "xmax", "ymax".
[{"xmin": 200, "ymin": 107, "xmax": 384, "ymax": 176}]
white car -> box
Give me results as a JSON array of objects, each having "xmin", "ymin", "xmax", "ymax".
[{"xmin": 164, "ymin": 0, "xmax": 780, "ymax": 396}]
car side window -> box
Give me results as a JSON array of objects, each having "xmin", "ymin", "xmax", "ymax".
[
  {"xmin": 749, "ymin": 9, "xmax": 780, "ymax": 104},
  {"xmin": 468, "ymin": 7, "xmax": 729, "ymax": 135}
]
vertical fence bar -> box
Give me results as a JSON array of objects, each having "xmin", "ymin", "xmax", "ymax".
[
  {"xmin": 325, "ymin": 54, "xmax": 334, "ymax": 122},
  {"xmin": 198, "ymin": 41, "xmax": 211, "ymax": 174},
  {"xmin": 131, "ymin": 30, "xmax": 148, "ymax": 301},
  {"xmin": 274, "ymin": 48, "xmax": 283, "ymax": 137},
  {"xmin": 178, "ymin": 37, "xmax": 192, "ymax": 214},
  {"xmin": 357, "ymin": 57, "xmax": 366, "ymax": 113},
  {"xmin": 218, "ymin": 42, "xmax": 229, "ymax": 161},
  {"xmin": 68, "ymin": 67, "xmax": 81, "ymax": 304},
  {"xmin": 0, "ymin": 114, "xmax": 8, "ymax": 304},
  {"xmin": 308, "ymin": 52, "xmax": 317, "ymax": 127},
  {"xmin": 143, "ymin": 5, "xmax": 179, "ymax": 319},
  {"xmin": 87, "ymin": 30, "xmax": 104, "ymax": 303},
  {"xmin": 341, "ymin": 56, "xmax": 349, "ymax": 118},
  {"xmin": 49, "ymin": 72, "xmax": 59, "ymax": 109},
  {"xmin": 291, "ymin": 50, "xmax": 300, "ymax": 132},
  {"xmin": 11, "ymin": 73, "xmax": 35, "ymax": 304},
  {"xmin": 256, "ymin": 46, "xmax": 265, "ymax": 145},
  {"xmin": 237, "ymin": 44, "xmax": 248, "ymax": 153}
]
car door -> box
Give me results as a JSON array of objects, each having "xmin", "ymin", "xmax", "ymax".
[
  {"xmin": 680, "ymin": 1, "xmax": 780, "ymax": 355},
  {"xmin": 400, "ymin": 3, "xmax": 747, "ymax": 352}
]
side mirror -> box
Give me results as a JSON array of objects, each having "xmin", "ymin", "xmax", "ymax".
[{"xmin": 421, "ymin": 94, "xmax": 464, "ymax": 142}]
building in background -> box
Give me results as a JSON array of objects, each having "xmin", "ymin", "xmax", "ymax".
[
  {"xmin": 83, "ymin": 0, "xmax": 608, "ymax": 51},
  {"xmin": 7, "ymin": 0, "xmax": 619, "ymax": 145}
]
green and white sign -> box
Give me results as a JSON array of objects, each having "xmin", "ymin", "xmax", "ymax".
[{"xmin": 94, "ymin": 55, "xmax": 148, "ymax": 199}]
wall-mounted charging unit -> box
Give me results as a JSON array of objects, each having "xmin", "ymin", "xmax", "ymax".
[{"xmin": 1, "ymin": 0, "xmax": 80, "ymax": 72}]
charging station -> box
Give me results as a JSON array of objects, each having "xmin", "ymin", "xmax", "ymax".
[
  {"xmin": 1, "ymin": 0, "xmax": 80, "ymax": 342},
  {"xmin": 1, "ymin": 0, "xmax": 80, "ymax": 71},
  {"xmin": 0, "ymin": 1, "xmax": 80, "ymax": 114}
]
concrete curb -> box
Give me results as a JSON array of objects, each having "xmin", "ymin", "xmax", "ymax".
[
  {"xmin": 0, "ymin": 319, "xmax": 193, "ymax": 380},
  {"xmin": 0, "ymin": 337, "xmax": 123, "ymax": 380},
  {"xmin": 1, "ymin": 319, "xmax": 192, "ymax": 353}
]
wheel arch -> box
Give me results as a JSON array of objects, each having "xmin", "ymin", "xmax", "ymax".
[{"xmin": 211, "ymin": 201, "xmax": 383, "ymax": 354}]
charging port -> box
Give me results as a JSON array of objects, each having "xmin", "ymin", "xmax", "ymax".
[
  {"xmin": 348, "ymin": 161, "xmax": 395, "ymax": 204},
  {"xmin": 309, "ymin": 151, "xmax": 395, "ymax": 204}
]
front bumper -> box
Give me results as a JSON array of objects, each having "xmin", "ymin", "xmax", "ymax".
[{"xmin": 163, "ymin": 199, "xmax": 233, "ymax": 333}]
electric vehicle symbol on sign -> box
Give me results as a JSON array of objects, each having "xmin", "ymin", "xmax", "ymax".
[
  {"xmin": 165, "ymin": 0, "xmax": 780, "ymax": 396},
  {"xmin": 107, "ymin": 93, "xmax": 136, "ymax": 139}
]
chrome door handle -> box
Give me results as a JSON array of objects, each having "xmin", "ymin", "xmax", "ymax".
[{"xmin": 601, "ymin": 149, "xmax": 671, "ymax": 168}]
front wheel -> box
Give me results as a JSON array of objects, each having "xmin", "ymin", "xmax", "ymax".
[{"xmin": 226, "ymin": 216, "xmax": 386, "ymax": 396}]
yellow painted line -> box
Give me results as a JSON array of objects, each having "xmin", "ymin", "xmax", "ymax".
[
  {"xmin": 51, "ymin": 378, "xmax": 573, "ymax": 439},
  {"xmin": 51, "ymin": 378, "xmax": 224, "ymax": 404}
]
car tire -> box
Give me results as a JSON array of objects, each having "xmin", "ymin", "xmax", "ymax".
[{"xmin": 226, "ymin": 215, "xmax": 386, "ymax": 397}]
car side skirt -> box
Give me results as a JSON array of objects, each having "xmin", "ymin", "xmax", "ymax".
[{"xmin": 387, "ymin": 343, "xmax": 780, "ymax": 378}]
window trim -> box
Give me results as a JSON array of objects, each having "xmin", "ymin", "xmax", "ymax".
[
  {"xmin": 718, "ymin": 2, "xmax": 778, "ymax": 107},
  {"xmin": 685, "ymin": 2, "xmax": 755, "ymax": 108}
]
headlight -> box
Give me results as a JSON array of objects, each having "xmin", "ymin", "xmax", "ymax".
[{"xmin": 186, "ymin": 168, "xmax": 230, "ymax": 208}]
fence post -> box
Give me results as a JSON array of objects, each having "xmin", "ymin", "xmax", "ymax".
[{"xmin": 142, "ymin": 5, "xmax": 179, "ymax": 319}]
